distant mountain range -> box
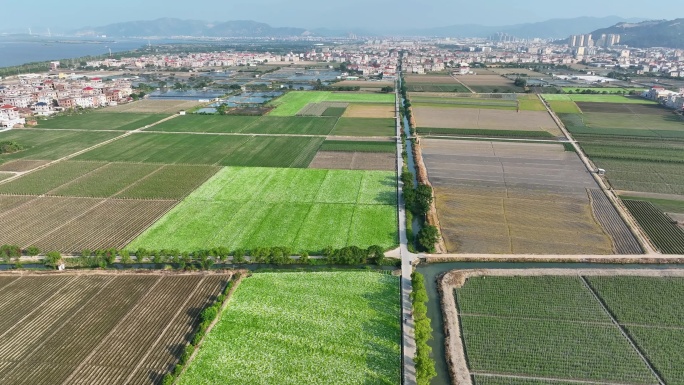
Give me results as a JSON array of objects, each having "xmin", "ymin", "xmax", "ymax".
[
  {"xmin": 69, "ymin": 16, "xmax": 647, "ymax": 40},
  {"xmin": 590, "ymin": 19, "xmax": 684, "ymax": 48},
  {"xmin": 400, "ymin": 16, "xmax": 644, "ymax": 39},
  {"xmin": 73, "ymin": 18, "xmax": 309, "ymax": 38}
]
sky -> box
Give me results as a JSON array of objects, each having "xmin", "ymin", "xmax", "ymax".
[{"xmin": 0, "ymin": 0, "xmax": 679, "ymax": 32}]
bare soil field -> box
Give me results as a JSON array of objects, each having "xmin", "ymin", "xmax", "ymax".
[
  {"xmin": 575, "ymin": 102, "xmax": 674, "ymax": 115},
  {"xmin": 0, "ymin": 160, "xmax": 51, "ymax": 173},
  {"xmin": 101, "ymin": 100, "xmax": 201, "ymax": 114},
  {"xmin": 413, "ymin": 106, "xmax": 561, "ymax": 135},
  {"xmin": 308, "ymin": 151, "xmax": 395, "ymax": 171},
  {"xmin": 342, "ymin": 104, "xmax": 396, "ymax": 119},
  {"xmin": 0, "ymin": 196, "xmax": 176, "ymax": 253},
  {"xmin": 421, "ymin": 139, "xmax": 620, "ymax": 254},
  {"xmin": 0, "ymin": 272, "xmax": 231, "ymax": 385},
  {"xmin": 297, "ymin": 102, "xmax": 349, "ymax": 116}
]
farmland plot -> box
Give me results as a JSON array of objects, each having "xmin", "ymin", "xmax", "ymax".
[
  {"xmin": 623, "ymin": 200, "xmax": 684, "ymax": 254},
  {"xmin": 330, "ymin": 118, "xmax": 396, "ymax": 137},
  {"xmin": 101, "ymin": 99, "xmax": 201, "ymax": 114},
  {"xmin": 177, "ymin": 272, "xmax": 400, "ymax": 385},
  {"xmin": 0, "ymin": 130, "xmax": 120, "ymax": 165},
  {"xmin": 0, "ymin": 196, "xmax": 176, "ymax": 252},
  {"xmin": 268, "ymin": 91, "xmax": 394, "ymax": 116},
  {"xmin": 38, "ymin": 113, "xmax": 169, "ymax": 131},
  {"xmin": 413, "ymin": 106, "xmax": 561, "ymax": 136},
  {"xmin": 308, "ymin": 151, "xmax": 396, "ymax": 171},
  {"xmin": 128, "ymin": 167, "xmax": 398, "ymax": 253},
  {"xmin": 454, "ymin": 275, "xmax": 661, "ymax": 385},
  {"xmin": 0, "ymin": 273, "xmax": 230, "ymax": 385},
  {"xmin": 75, "ymin": 133, "xmax": 323, "ymax": 168},
  {"xmin": 421, "ymin": 139, "xmax": 619, "ymax": 254}
]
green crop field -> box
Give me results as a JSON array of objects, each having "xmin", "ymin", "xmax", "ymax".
[
  {"xmin": 592, "ymin": 158, "xmax": 684, "ymax": 195},
  {"xmin": 147, "ymin": 115, "xmax": 338, "ymax": 135},
  {"xmin": 143, "ymin": 115, "xmax": 260, "ymax": 133},
  {"xmin": 330, "ymin": 118, "xmax": 395, "ymax": 137},
  {"xmin": 319, "ymin": 140, "xmax": 397, "ymax": 153},
  {"xmin": 586, "ymin": 276, "xmax": 684, "ymax": 384},
  {"xmin": 456, "ymin": 276, "xmax": 609, "ymax": 321},
  {"xmin": 37, "ymin": 113, "xmax": 169, "ymax": 130},
  {"xmin": 269, "ymin": 91, "xmax": 394, "ymax": 116},
  {"xmin": 49, "ymin": 162, "xmax": 160, "ymax": 197},
  {"xmin": 620, "ymin": 196, "xmax": 684, "ymax": 214},
  {"xmin": 548, "ymin": 101, "xmax": 581, "ymax": 114},
  {"xmin": 455, "ymin": 275, "xmax": 671, "ymax": 384},
  {"xmin": 470, "ymin": 85, "xmax": 524, "ymax": 94},
  {"xmin": 177, "ymin": 272, "xmax": 401, "ymax": 385},
  {"xmin": 116, "ymin": 165, "xmax": 221, "ymax": 200},
  {"xmin": 0, "ymin": 161, "xmax": 107, "ymax": 195},
  {"xmin": 0, "ymin": 172, "xmax": 12, "ymax": 182},
  {"xmin": 623, "ymin": 200, "xmax": 684, "ymax": 254},
  {"xmin": 0, "ymin": 130, "xmax": 120, "ymax": 165},
  {"xmin": 128, "ymin": 167, "xmax": 398, "ymax": 252},
  {"xmin": 322, "ymin": 107, "xmax": 347, "ymax": 117},
  {"xmin": 560, "ymin": 113, "xmax": 684, "ymax": 139},
  {"xmin": 75, "ymin": 133, "xmax": 324, "ymax": 168}
]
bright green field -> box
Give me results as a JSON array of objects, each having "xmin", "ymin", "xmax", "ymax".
[
  {"xmin": 548, "ymin": 100, "xmax": 582, "ymax": 114},
  {"xmin": 128, "ymin": 167, "xmax": 398, "ymax": 252},
  {"xmin": 269, "ymin": 91, "xmax": 395, "ymax": 116},
  {"xmin": 75, "ymin": 133, "xmax": 324, "ymax": 168},
  {"xmin": 147, "ymin": 115, "xmax": 338, "ymax": 135},
  {"xmin": 0, "ymin": 130, "xmax": 120, "ymax": 165},
  {"xmin": 37, "ymin": 113, "xmax": 169, "ymax": 130},
  {"xmin": 177, "ymin": 272, "xmax": 401, "ymax": 385},
  {"xmin": 543, "ymin": 94, "xmax": 656, "ymax": 104},
  {"xmin": 330, "ymin": 118, "xmax": 395, "ymax": 137}
]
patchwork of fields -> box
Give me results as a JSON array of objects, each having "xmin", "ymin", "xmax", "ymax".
[
  {"xmin": 544, "ymin": 93, "xmax": 684, "ymax": 251},
  {"xmin": 451, "ymin": 272, "xmax": 684, "ymax": 385},
  {"xmin": 178, "ymin": 272, "xmax": 401, "ymax": 385},
  {"xmin": 0, "ymin": 272, "xmax": 231, "ymax": 385}
]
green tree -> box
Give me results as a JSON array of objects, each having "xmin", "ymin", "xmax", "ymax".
[
  {"xmin": 24, "ymin": 246, "xmax": 40, "ymax": 257},
  {"xmin": 418, "ymin": 226, "xmax": 440, "ymax": 253},
  {"xmin": 44, "ymin": 251, "xmax": 62, "ymax": 268}
]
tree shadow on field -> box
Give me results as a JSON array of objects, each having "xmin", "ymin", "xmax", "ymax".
[{"xmin": 361, "ymin": 279, "xmax": 403, "ymax": 385}]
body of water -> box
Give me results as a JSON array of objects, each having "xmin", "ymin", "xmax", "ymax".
[{"xmin": 0, "ymin": 39, "xmax": 147, "ymax": 68}]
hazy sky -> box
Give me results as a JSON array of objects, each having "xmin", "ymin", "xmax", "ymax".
[{"xmin": 1, "ymin": 0, "xmax": 678, "ymax": 31}]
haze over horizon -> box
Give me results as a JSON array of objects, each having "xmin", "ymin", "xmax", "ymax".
[{"xmin": 1, "ymin": 0, "xmax": 679, "ymax": 33}]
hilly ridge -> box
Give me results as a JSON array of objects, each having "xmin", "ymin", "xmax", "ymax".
[{"xmin": 590, "ymin": 19, "xmax": 684, "ymax": 48}]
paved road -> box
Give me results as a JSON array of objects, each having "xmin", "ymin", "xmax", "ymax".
[{"xmin": 396, "ymin": 82, "xmax": 419, "ymax": 385}]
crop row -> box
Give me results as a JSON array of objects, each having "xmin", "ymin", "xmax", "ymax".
[
  {"xmin": 0, "ymin": 275, "xmax": 229, "ymax": 385},
  {"xmin": 588, "ymin": 189, "xmax": 642, "ymax": 254},
  {"xmin": 623, "ymin": 200, "xmax": 684, "ymax": 254}
]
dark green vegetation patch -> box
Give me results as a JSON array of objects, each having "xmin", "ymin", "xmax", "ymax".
[
  {"xmin": 623, "ymin": 199, "xmax": 684, "ymax": 254},
  {"xmin": 38, "ymin": 113, "xmax": 169, "ymax": 131}
]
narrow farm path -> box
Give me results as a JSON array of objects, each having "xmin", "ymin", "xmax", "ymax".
[
  {"xmin": 449, "ymin": 74, "xmax": 476, "ymax": 94},
  {"xmin": 538, "ymin": 94, "xmax": 658, "ymax": 254}
]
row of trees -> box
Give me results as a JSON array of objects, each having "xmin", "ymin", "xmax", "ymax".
[
  {"xmin": 411, "ymin": 272, "xmax": 437, "ymax": 384},
  {"xmin": 1, "ymin": 245, "xmax": 393, "ymax": 269}
]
